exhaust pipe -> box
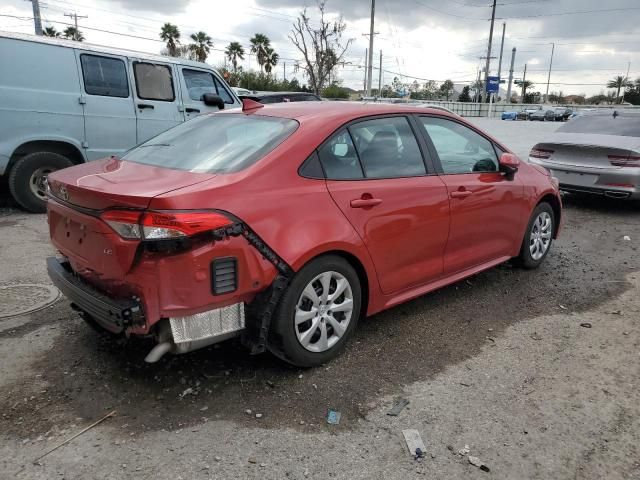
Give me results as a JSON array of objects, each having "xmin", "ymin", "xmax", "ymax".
[
  {"xmin": 604, "ymin": 190, "xmax": 631, "ymax": 199},
  {"xmin": 144, "ymin": 341, "xmax": 172, "ymax": 363}
]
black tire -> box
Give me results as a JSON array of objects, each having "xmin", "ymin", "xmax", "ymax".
[
  {"xmin": 516, "ymin": 202, "xmax": 555, "ymax": 269},
  {"xmin": 8, "ymin": 152, "xmax": 73, "ymax": 213},
  {"xmin": 268, "ymin": 255, "xmax": 361, "ymax": 367}
]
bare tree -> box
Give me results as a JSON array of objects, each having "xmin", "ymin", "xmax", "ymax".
[{"xmin": 289, "ymin": 2, "xmax": 353, "ymax": 95}]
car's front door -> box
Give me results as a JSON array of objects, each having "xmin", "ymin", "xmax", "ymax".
[
  {"xmin": 178, "ymin": 67, "xmax": 237, "ymax": 121},
  {"xmin": 320, "ymin": 116, "xmax": 450, "ymax": 295},
  {"xmin": 417, "ymin": 115, "xmax": 527, "ymax": 274},
  {"xmin": 130, "ymin": 59, "xmax": 185, "ymax": 143}
]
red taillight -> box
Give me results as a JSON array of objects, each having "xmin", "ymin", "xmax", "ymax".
[
  {"xmin": 608, "ymin": 155, "xmax": 640, "ymax": 167},
  {"xmin": 101, "ymin": 210, "xmax": 232, "ymax": 240},
  {"xmin": 529, "ymin": 148, "xmax": 554, "ymax": 159}
]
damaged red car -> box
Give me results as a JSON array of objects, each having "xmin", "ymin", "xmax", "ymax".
[{"xmin": 46, "ymin": 101, "xmax": 561, "ymax": 367}]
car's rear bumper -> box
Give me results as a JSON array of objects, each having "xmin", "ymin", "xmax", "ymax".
[
  {"xmin": 528, "ymin": 159, "xmax": 640, "ymax": 199},
  {"xmin": 47, "ymin": 256, "xmax": 144, "ymax": 334}
]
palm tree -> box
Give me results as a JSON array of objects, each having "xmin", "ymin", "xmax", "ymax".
[
  {"xmin": 63, "ymin": 26, "xmax": 84, "ymax": 42},
  {"xmin": 189, "ymin": 31, "xmax": 212, "ymax": 63},
  {"xmin": 43, "ymin": 26, "xmax": 60, "ymax": 38},
  {"xmin": 263, "ymin": 48, "xmax": 279, "ymax": 75},
  {"xmin": 606, "ymin": 75, "xmax": 632, "ymax": 103},
  {"xmin": 160, "ymin": 23, "xmax": 180, "ymax": 57},
  {"xmin": 250, "ymin": 33, "xmax": 271, "ymax": 73},
  {"xmin": 515, "ymin": 79, "xmax": 534, "ymax": 101},
  {"xmin": 225, "ymin": 42, "xmax": 245, "ymax": 73}
]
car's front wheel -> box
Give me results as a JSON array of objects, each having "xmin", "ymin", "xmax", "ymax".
[
  {"xmin": 516, "ymin": 202, "xmax": 555, "ymax": 269},
  {"xmin": 269, "ymin": 255, "xmax": 361, "ymax": 367}
]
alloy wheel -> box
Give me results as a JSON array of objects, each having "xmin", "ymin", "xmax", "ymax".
[{"xmin": 529, "ymin": 211, "xmax": 552, "ymax": 260}]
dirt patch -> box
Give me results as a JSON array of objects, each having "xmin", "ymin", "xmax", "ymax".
[{"xmin": 1, "ymin": 195, "xmax": 638, "ymax": 440}]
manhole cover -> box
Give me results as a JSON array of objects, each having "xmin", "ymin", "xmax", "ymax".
[{"xmin": 0, "ymin": 283, "xmax": 61, "ymax": 319}]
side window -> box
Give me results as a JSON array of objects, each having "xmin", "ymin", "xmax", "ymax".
[
  {"xmin": 182, "ymin": 69, "xmax": 216, "ymax": 101},
  {"xmin": 349, "ymin": 117, "xmax": 426, "ymax": 179},
  {"xmin": 420, "ymin": 117, "xmax": 498, "ymax": 174},
  {"xmin": 80, "ymin": 54, "xmax": 129, "ymax": 98},
  {"xmin": 213, "ymin": 77, "xmax": 235, "ymax": 104},
  {"xmin": 133, "ymin": 62, "xmax": 175, "ymax": 101},
  {"xmin": 318, "ymin": 129, "xmax": 364, "ymax": 180}
]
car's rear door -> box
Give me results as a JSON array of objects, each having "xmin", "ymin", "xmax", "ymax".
[
  {"xmin": 417, "ymin": 115, "xmax": 526, "ymax": 274},
  {"xmin": 129, "ymin": 59, "xmax": 185, "ymax": 143},
  {"xmin": 320, "ymin": 115, "xmax": 450, "ymax": 295}
]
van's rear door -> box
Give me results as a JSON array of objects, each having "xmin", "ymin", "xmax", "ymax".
[
  {"xmin": 129, "ymin": 59, "xmax": 185, "ymax": 143},
  {"xmin": 74, "ymin": 50, "xmax": 137, "ymax": 160}
]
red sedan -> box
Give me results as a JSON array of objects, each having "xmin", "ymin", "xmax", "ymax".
[{"xmin": 46, "ymin": 101, "xmax": 561, "ymax": 367}]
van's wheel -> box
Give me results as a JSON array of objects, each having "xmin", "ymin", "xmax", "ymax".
[
  {"xmin": 8, "ymin": 152, "xmax": 73, "ymax": 213},
  {"xmin": 516, "ymin": 202, "xmax": 555, "ymax": 269},
  {"xmin": 269, "ymin": 255, "xmax": 361, "ymax": 367}
]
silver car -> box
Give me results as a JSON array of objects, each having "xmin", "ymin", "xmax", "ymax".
[{"xmin": 528, "ymin": 111, "xmax": 640, "ymax": 199}]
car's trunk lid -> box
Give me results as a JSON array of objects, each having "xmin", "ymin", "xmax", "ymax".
[{"xmin": 533, "ymin": 133, "xmax": 640, "ymax": 169}]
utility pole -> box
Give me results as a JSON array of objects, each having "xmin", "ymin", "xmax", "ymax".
[
  {"xmin": 474, "ymin": 68, "xmax": 481, "ymax": 103},
  {"xmin": 283, "ymin": 62, "xmax": 286, "ymax": 81},
  {"xmin": 506, "ymin": 47, "xmax": 516, "ymax": 103},
  {"xmin": 29, "ymin": 0, "xmax": 43, "ymax": 35},
  {"xmin": 366, "ymin": 0, "xmax": 376, "ymax": 96},
  {"xmin": 363, "ymin": 48, "xmax": 368, "ymax": 94},
  {"xmin": 378, "ymin": 50, "xmax": 383, "ymax": 98},
  {"xmin": 497, "ymin": 22, "xmax": 506, "ymax": 100},
  {"xmin": 521, "ymin": 63, "xmax": 527, "ymax": 104},
  {"xmin": 622, "ymin": 61, "xmax": 631, "ymax": 103},
  {"xmin": 544, "ymin": 42, "xmax": 555, "ymax": 104},
  {"xmin": 484, "ymin": 0, "xmax": 498, "ymax": 102},
  {"xmin": 64, "ymin": 11, "xmax": 88, "ymax": 39}
]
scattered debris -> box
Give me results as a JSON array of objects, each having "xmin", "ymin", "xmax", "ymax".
[
  {"xmin": 387, "ymin": 398, "xmax": 410, "ymax": 416},
  {"xmin": 326, "ymin": 409, "xmax": 341, "ymax": 425},
  {"xmin": 214, "ymin": 456, "xmax": 222, "ymax": 462},
  {"xmin": 609, "ymin": 310, "xmax": 623, "ymax": 315},
  {"xmin": 530, "ymin": 332, "xmax": 543, "ymax": 341},
  {"xmin": 559, "ymin": 305, "xmax": 568, "ymax": 310},
  {"xmin": 32, "ymin": 411, "xmax": 116, "ymax": 464},
  {"xmin": 447, "ymin": 445, "xmax": 454, "ymax": 452},
  {"xmin": 460, "ymin": 382, "xmax": 472, "ymax": 387},
  {"xmin": 260, "ymin": 463, "xmax": 267, "ymax": 468},
  {"xmin": 580, "ymin": 322, "xmax": 592, "ymax": 328},
  {"xmin": 255, "ymin": 413, "xmax": 263, "ymax": 419},
  {"xmin": 179, "ymin": 388, "xmax": 194, "ymax": 398},
  {"xmin": 265, "ymin": 380, "xmax": 275, "ymax": 388},
  {"xmin": 468, "ymin": 455, "xmax": 490, "ymax": 472},
  {"xmin": 485, "ymin": 336, "xmax": 495, "ymax": 343},
  {"xmin": 458, "ymin": 445, "xmax": 470, "ymax": 456},
  {"xmin": 199, "ymin": 406, "xmax": 208, "ymax": 411},
  {"xmin": 402, "ymin": 429, "xmax": 426, "ymax": 459},
  {"xmin": 245, "ymin": 409, "xmax": 252, "ymax": 415},
  {"xmin": 248, "ymin": 457, "xmax": 257, "ymax": 464},
  {"xmin": 623, "ymin": 236, "xmax": 630, "ymax": 241}
]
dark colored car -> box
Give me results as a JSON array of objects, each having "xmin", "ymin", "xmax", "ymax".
[
  {"xmin": 517, "ymin": 109, "xmax": 538, "ymax": 120},
  {"xmin": 530, "ymin": 109, "xmax": 555, "ymax": 121},
  {"xmin": 46, "ymin": 101, "xmax": 561, "ymax": 367},
  {"xmin": 239, "ymin": 91, "xmax": 322, "ymax": 104},
  {"xmin": 553, "ymin": 107, "xmax": 572, "ymax": 121}
]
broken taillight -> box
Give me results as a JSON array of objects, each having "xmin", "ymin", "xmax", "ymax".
[
  {"xmin": 608, "ymin": 155, "xmax": 640, "ymax": 167},
  {"xmin": 101, "ymin": 210, "xmax": 233, "ymax": 240},
  {"xmin": 529, "ymin": 148, "xmax": 554, "ymax": 159}
]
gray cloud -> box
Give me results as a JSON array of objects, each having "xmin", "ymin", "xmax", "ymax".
[{"xmin": 106, "ymin": 0, "xmax": 192, "ymax": 14}]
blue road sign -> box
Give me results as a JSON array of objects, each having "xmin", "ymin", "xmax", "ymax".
[{"xmin": 487, "ymin": 76, "xmax": 500, "ymax": 93}]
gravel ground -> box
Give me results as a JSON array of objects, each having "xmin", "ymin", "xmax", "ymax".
[{"xmin": 1, "ymin": 119, "xmax": 639, "ymax": 479}]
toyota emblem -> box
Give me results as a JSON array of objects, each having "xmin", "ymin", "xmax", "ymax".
[{"xmin": 59, "ymin": 185, "xmax": 69, "ymax": 201}]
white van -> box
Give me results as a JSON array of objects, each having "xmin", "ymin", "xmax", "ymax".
[{"xmin": 0, "ymin": 31, "xmax": 241, "ymax": 212}]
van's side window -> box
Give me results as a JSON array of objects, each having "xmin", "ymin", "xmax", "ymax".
[
  {"xmin": 213, "ymin": 77, "xmax": 235, "ymax": 104},
  {"xmin": 182, "ymin": 69, "xmax": 216, "ymax": 101},
  {"xmin": 133, "ymin": 62, "xmax": 175, "ymax": 101},
  {"xmin": 80, "ymin": 54, "xmax": 129, "ymax": 98}
]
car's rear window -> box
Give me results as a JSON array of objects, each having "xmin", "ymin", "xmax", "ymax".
[
  {"xmin": 122, "ymin": 114, "xmax": 298, "ymax": 173},
  {"xmin": 558, "ymin": 114, "xmax": 640, "ymax": 137}
]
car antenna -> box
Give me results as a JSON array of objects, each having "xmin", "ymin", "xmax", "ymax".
[{"xmin": 242, "ymin": 98, "xmax": 264, "ymax": 112}]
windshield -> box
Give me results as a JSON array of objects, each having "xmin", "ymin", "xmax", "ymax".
[
  {"xmin": 122, "ymin": 114, "xmax": 298, "ymax": 173},
  {"xmin": 558, "ymin": 113, "xmax": 640, "ymax": 137}
]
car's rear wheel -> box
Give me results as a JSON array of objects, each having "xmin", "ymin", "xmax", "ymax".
[
  {"xmin": 516, "ymin": 202, "xmax": 555, "ymax": 269},
  {"xmin": 269, "ymin": 255, "xmax": 361, "ymax": 367},
  {"xmin": 8, "ymin": 152, "xmax": 73, "ymax": 213}
]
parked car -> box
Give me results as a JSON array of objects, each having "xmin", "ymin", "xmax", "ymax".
[
  {"xmin": 239, "ymin": 91, "xmax": 322, "ymax": 104},
  {"xmin": 501, "ymin": 111, "xmax": 518, "ymax": 120},
  {"xmin": 529, "ymin": 111, "xmax": 640, "ymax": 199},
  {"xmin": 232, "ymin": 86, "xmax": 253, "ymax": 96},
  {"xmin": 46, "ymin": 102, "xmax": 561, "ymax": 367},
  {"xmin": 0, "ymin": 31, "xmax": 241, "ymax": 213},
  {"xmin": 529, "ymin": 109, "xmax": 556, "ymax": 121},
  {"xmin": 517, "ymin": 108, "xmax": 539, "ymax": 121},
  {"xmin": 553, "ymin": 107, "xmax": 572, "ymax": 121}
]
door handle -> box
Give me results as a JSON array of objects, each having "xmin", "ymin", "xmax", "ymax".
[
  {"xmin": 350, "ymin": 198, "xmax": 383, "ymax": 208},
  {"xmin": 450, "ymin": 190, "xmax": 473, "ymax": 198},
  {"xmin": 137, "ymin": 103, "xmax": 154, "ymax": 110},
  {"xmin": 186, "ymin": 107, "xmax": 200, "ymax": 113}
]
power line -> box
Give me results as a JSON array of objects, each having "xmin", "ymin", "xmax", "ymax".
[
  {"xmin": 496, "ymin": 6, "xmax": 640, "ymax": 20},
  {"xmin": 412, "ymin": 0, "xmax": 488, "ymax": 21}
]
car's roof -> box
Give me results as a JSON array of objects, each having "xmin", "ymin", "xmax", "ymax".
[
  {"xmin": 223, "ymin": 101, "xmax": 459, "ymax": 123},
  {"xmin": 251, "ymin": 92, "xmax": 319, "ymax": 98}
]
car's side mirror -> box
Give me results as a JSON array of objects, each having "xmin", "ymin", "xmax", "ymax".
[
  {"xmin": 499, "ymin": 152, "xmax": 520, "ymax": 179},
  {"xmin": 202, "ymin": 93, "xmax": 225, "ymax": 109}
]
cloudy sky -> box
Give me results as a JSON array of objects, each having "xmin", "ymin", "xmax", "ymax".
[{"xmin": 2, "ymin": 0, "xmax": 639, "ymax": 95}]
